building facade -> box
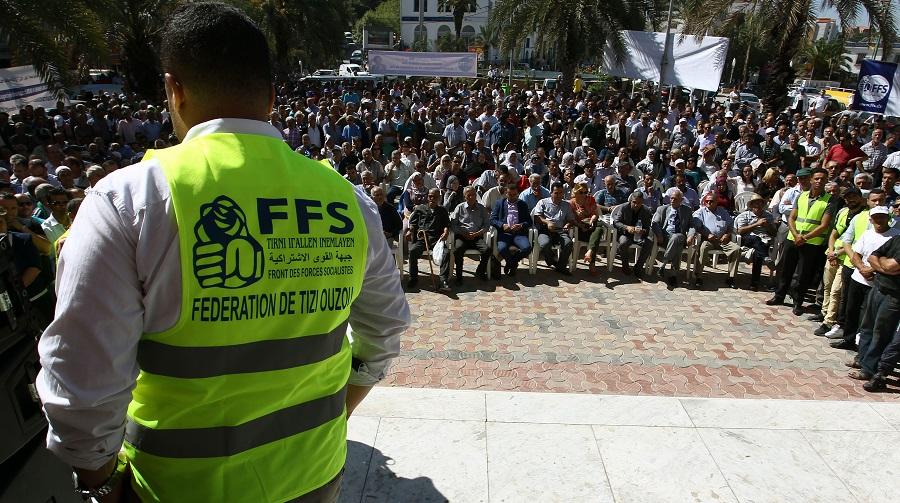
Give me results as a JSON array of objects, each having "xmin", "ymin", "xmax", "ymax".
[
  {"xmin": 843, "ymin": 42, "xmax": 900, "ymax": 73},
  {"xmin": 399, "ymin": 0, "xmax": 537, "ymax": 64}
]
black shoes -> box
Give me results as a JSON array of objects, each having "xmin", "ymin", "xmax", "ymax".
[
  {"xmin": 693, "ymin": 277, "xmax": 704, "ymax": 288},
  {"xmin": 556, "ymin": 266, "xmax": 572, "ymax": 276},
  {"xmin": 792, "ymin": 305, "xmax": 804, "ymax": 316},
  {"xmin": 438, "ymin": 280, "xmax": 452, "ymax": 292},
  {"xmin": 830, "ymin": 339, "xmax": 857, "ymax": 350},
  {"xmin": 807, "ymin": 313, "xmax": 824, "ymax": 322},
  {"xmin": 863, "ymin": 373, "xmax": 888, "ymax": 392},
  {"xmin": 725, "ymin": 277, "xmax": 736, "ymax": 289},
  {"xmin": 765, "ymin": 296, "xmax": 784, "ymax": 306},
  {"xmin": 666, "ymin": 276, "xmax": 678, "ymax": 289},
  {"xmin": 406, "ymin": 277, "xmax": 418, "ymax": 289},
  {"xmin": 813, "ymin": 324, "xmax": 831, "ymax": 337}
]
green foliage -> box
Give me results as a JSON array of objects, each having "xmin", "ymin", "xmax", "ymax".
[
  {"xmin": 681, "ymin": 0, "xmax": 897, "ymax": 111},
  {"xmin": 435, "ymin": 33, "xmax": 467, "ymax": 52},
  {"xmin": 487, "ymin": 0, "xmax": 656, "ymax": 90},
  {"xmin": 1, "ymin": 0, "xmax": 111, "ymax": 96},
  {"xmin": 797, "ymin": 37, "xmax": 852, "ymax": 80},
  {"xmin": 352, "ymin": 0, "xmax": 399, "ymax": 43}
]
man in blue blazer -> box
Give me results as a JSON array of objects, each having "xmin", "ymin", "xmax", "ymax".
[{"xmin": 492, "ymin": 183, "xmax": 533, "ymax": 277}]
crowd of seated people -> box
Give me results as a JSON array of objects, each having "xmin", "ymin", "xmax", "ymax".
[{"xmin": 3, "ymin": 79, "xmax": 899, "ymax": 392}]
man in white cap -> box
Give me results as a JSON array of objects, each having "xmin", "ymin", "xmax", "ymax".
[
  {"xmin": 831, "ymin": 205, "xmax": 900, "ymax": 353},
  {"xmin": 670, "ymin": 117, "xmax": 695, "ymax": 153},
  {"xmin": 573, "ymin": 137, "xmax": 591, "ymax": 163}
]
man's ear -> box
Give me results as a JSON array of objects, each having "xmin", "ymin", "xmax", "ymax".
[{"xmin": 163, "ymin": 73, "xmax": 184, "ymax": 112}]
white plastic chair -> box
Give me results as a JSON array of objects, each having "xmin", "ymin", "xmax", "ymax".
[
  {"xmin": 489, "ymin": 227, "xmax": 538, "ymax": 275},
  {"xmin": 448, "ymin": 229, "xmax": 494, "ymax": 280},
  {"xmin": 530, "ymin": 227, "xmax": 576, "ymax": 274},
  {"xmin": 572, "ymin": 218, "xmax": 616, "ymax": 272},
  {"xmin": 734, "ymin": 191, "xmax": 756, "ymax": 214}
]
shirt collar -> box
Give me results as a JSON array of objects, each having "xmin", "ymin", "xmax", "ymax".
[{"xmin": 182, "ymin": 118, "xmax": 285, "ymax": 143}]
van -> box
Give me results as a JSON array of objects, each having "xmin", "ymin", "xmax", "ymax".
[{"xmin": 339, "ymin": 64, "xmax": 367, "ymax": 77}]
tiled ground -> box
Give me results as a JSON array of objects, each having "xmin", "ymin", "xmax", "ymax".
[{"xmin": 385, "ymin": 258, "xmax": 900, "ymax": 401}]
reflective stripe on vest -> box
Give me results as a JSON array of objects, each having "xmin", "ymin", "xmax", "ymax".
[
  {"xmin": 789, "ymin": 191, "xmax": 831, "ymax": 245},
  {"xmin": 125, "ymin": 385, "xmax": 347, "ymax": 458},
  {"xmin": 136, "ymin": 320, "xmax": 348, "ymax": 378},
  {"xmin": 125, "ymin": 132, "xmax": 369, "ymax": 503}
]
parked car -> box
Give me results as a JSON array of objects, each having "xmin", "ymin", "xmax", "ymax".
[
  {"xmin": 312, "ymin": 69, "xmax": 336, "ymax": 76},
  {"xmin": 350, "ymin": 50, "xmax": 363, "ymax": 65}
]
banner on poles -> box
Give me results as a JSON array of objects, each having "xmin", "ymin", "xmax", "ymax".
[
  {"xmin": 367, "ymin": 51, "xmax": 477, "ymax": 77},
  {"xmin": 851, "ymin": 60, "xmax": 900, "ymax": 116},
  {"xmin": 0, "ymin": 66, "xmax": 65, "ymax": 113},
  {"xmin": 602, "ymin": 31, "xmax": 730, "ymax": 92}
]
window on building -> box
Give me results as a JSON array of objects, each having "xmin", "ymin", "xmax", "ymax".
[
  {"xmin": 413, "ymin": 0, "xmax": 428, "ymax": 12},
  {"xmin": 461, "ymin": 25, "xmax": 476, "ymax": 46},
  {"xmin": 414, "ymin": 24, "xmax": 428, "ymax": 43},
  {"xmin": 437, "ymin": 25, "xmax": 452, "ymax": 38}
]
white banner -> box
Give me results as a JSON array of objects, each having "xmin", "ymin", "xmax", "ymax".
[
  {"xmin": 367, "ymin": 51, "xmax": 477, "ymax": 78},
  {"xmin": 603, "ymin": 31, "xmax": 730, "ymax": 92},
  {"xmin": 0, "ymin": 66, "xmax": 65, "ymax": 112}
]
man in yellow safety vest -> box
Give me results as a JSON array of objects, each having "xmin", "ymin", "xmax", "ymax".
[{"xmin": 36, "ymin": 3, "xmax": 409, "ymax": 501}]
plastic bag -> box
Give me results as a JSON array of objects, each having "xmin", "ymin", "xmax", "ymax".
[{"xmin": 432, "ymin": 239, "xmax": 448, "ymax": 267}]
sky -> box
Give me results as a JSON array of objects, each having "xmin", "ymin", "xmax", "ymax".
[{"xmin": 815, "ymin": 2, "xmax": 870, "ymax": 27}]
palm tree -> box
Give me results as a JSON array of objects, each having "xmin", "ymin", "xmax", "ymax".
[
  {"xmin": 797, "ymin": 37, "xmax": 851, "ymax": 80},
  {"xmin": 0, "ymin": 0, "xmax": 109, "ymax": 94},
  {"xmin": 248, "ymin": 0, "xmax": 352, "ymax": 76},
  {"xmin": 487, "ymin": 0, "xmax": 653, "ymax": 91},
  {"xmin": 476, "ymin": 24, "xmax": 499, "ymax": 62},
  {"xmin": 101, "ymin": 0, "xmax": 174, "ymax": 100},
  {"xmin": 680, "ymin": 0, "xmax": 896, "ymax": 111}
]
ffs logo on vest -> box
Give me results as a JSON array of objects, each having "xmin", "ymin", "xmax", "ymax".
[{"xmin": 193, "ymin": 195, "xmax": 264, "ymax": 289}]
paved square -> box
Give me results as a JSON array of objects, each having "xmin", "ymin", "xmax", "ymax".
[{"xmin": 386, "ymin": 261, "xmax": 900, "ymax": 401}]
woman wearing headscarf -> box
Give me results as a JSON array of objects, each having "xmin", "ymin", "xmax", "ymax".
[
  {"xmin": 443, "ymin": 175, "xmax": 463, "ymax": 212},
  {"xmin": 636, "ymin": 148, "xmax": 663, "ymax": 180},
  {"xmin": 403, "ymin": 172, "xmax": 430, "ymax": 215},
  {"xmin": 702, "ymin": 170, "xmax": 736, "ymax": 213}
]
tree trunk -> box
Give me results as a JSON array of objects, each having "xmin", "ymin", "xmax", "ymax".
[
  {"xmin": 741, "ymin": 37, "xmax": 752, "ymax": 84},
  {"xmin": 558, "ymin": 55, "xmax": 577, "ymax": 93}
]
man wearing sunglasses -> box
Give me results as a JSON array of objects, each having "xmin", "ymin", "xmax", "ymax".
[{"xmin": 39, "ymin": 187, "xmax": 71, "ymax": 248}]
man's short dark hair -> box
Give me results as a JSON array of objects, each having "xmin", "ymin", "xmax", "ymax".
[
  {"xmin": 160, "ymin": 2, "xmax": 272, "ymax": 103},
  {"xmin": 883, "ymin": 167, "xmax": 900, "ymax": 177},
  {"xmin": 550, "ymin": 182, "xmax": 564, "ymax": 191},
  {"xmin": 48, "ymin": 187, "xmax": 69, "ymax": 200},
  {"xmin": 811, "ymin": 167, "xmax": 828, "ymax": 177}
]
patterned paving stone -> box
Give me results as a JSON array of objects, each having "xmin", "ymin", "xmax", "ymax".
[{"xmin": 389, "ymin": 260, "xmax": 900, "ymax": 401}]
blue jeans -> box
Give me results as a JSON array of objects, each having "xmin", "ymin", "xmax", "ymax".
[
  {"xmin": 858, "ymin": 286, "xmax": 900, "ymax": 375},
  {"xmin": 497, "ymin": 232, "xmax": 532, "ymax": 267}
]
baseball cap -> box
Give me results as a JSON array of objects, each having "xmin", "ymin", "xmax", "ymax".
[
  {"xmin": 674, "ymin": 158, "xmax": 686, "ymax": 166},
  {"xmin": 582, "ymin": 138, "xmax": 591, "ymax": 146},
  {"xmin": 870, "ymin": 206, "xmax": 890, "ymax": 216},
  {"xmin": 544, "ymin": 112, "xmax": 553, "ymax": 120},
  {"xmin": 840, "ymin": 187, "xmax": 862, "ymax": 198},
  {"xmin": 679, "ymin": 117, "xmax": 687, "ymax": 123},
  {"xmin": 796, "ymin": 168, "xmax": 812, "ymax": 177},
  {"xmin": 724, "ymin": 111, "xmax": 734, "ymax": 118},
  {"xmin": 765, "ymin": 127, "xmax": 776, "ymax": 135}
]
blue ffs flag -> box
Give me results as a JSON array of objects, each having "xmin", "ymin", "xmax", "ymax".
[{"xmin": 851, "ymin": 60, "xmax": 900, "ymax": 116}]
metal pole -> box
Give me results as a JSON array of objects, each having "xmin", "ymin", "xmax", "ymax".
[
  {"xmin": 658, "ymin": 0, "xmax": 675, "ymax": 99},
  {"xmin": 418, "ymin": 0, "xmax": 425, "ymax": 49},
  {"xmin": 508, "ymin": 15, "xmax": 514, "ymax": 90}
]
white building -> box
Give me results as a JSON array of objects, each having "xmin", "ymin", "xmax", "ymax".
[
  {"xmin": 813, "ymin": 18, "xmax": 839, "ymax": 42},
  {"xmin": 399, "ymin": 0, "xmax": 536, "ymax": 64},
  {"xmin": 843, "ymin": 41, "xmax": 900, "ymax": 74}
]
